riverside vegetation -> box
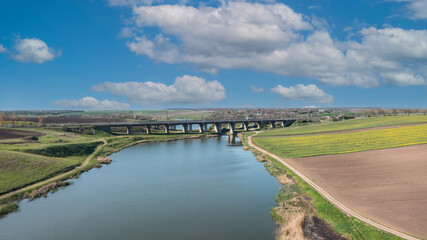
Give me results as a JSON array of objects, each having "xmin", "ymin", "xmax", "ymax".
[
  {"xmin": 0, "ymin": 126, "xmax": 215, "ymax": 216},
  {"xmin": 240, "ymin": 116, "xmax": 426, "ymax": 239}
]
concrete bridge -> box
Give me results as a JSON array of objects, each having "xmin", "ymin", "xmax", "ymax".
[{"xmin": 82, "ymin": 118, "xmax": 296, "ymax": 134}]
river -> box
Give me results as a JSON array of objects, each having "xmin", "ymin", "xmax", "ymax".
[{"xmin": 0, "ymin": 136, "xmax": 281, "ymax": 240}]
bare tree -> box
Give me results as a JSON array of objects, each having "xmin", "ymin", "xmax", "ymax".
[
  {"xmin": 38, "ymin": 115, "xmax": 45, "ymax": 127},
  {"xmin": 11, "ymin": 113, "xmax": 17, "ymax": 127},
  {"xmin": 0, "ymin": 112, "xmax": 6, "ymax": 127},
  {"xmin": 21, "ymin": 115, "xmax": 26, "ymax": 127}
]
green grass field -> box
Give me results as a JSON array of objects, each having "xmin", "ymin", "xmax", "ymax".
[
  {"xmin": 254, "ymin": 124, "xmax": 427, "ymax": 158},
  {"xmin": 0, "ymin": 150, "xmax": 83, "ymax": 194},
  {"xmin": 258, "ymin": 115, "xmax": 427, "ymax": 136},
  {"xmin": 0, "ymin": 127, "xmax": 108, "ymax": 151}
]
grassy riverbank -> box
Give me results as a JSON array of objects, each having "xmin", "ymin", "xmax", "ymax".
[{"xmin": 0, "ymin": 150, "xmax": 84, "ymax": 194}]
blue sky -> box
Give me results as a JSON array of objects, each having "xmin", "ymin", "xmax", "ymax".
[{"xmin": 0, "ymin": 0, "xmax": 426, "ymax": 110}]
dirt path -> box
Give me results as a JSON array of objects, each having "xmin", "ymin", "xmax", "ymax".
[
  {"xmin": 256, "ymin": 122, "xmax": 427, "ymax": 137},
  {"xmin": 0, "ymin": 138, "xmax": 107, "ymax": 202},
  {"xmin": 247, "ymin": 132, "xmax": 420, "ymax": 240}
]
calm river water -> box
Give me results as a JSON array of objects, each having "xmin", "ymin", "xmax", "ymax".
[{"xmin": 0, "ymin": 136, "xmax": 280, "ymax": 240}]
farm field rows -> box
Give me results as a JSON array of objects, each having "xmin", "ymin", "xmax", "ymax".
[
  {"xmin": 258, "ymin": 115, "xmax": 427, "ymax": 136},
  {"xmin": 284, "ymin": 143, "xmax": 427, "ymax": 239},
  {"xmin": 254, "ymin": 124, "xmax": 427, "ymax": 158}
]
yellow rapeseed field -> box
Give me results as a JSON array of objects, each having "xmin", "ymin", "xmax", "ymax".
[
  {"xmin": 258, "ymin": 115, "xmax": 427, "ymax": 136},
  {"xmin": 254, "ymin": 124, "xmax": 427, "ymax": 158}
]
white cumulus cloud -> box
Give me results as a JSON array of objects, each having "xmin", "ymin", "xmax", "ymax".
[
  {"xmin": 396, "ymin": 0, "xmax": 427, "ymax": 19},
  {"xmin": 113, "ymin": 1, "xmax": 427, "ymax": 88},
  {"xmin": 91, "ymin": 75, "xmax": 226, "ymax": 106},
  {"xmin": 0, "ymin": 44, "xmax": 7, "ymax": 53},
  {"xmin": 12, "ymin": 38, "xmax": 61, "ymax": 63},
  {"xmin": 271, "ymin": 84, "xmax": 334, "ymax": 104},
  {"xmin": 53, "ymin": 97, "xmax": 130, "ymax": 110}
]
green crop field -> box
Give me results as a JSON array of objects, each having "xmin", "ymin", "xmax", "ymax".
[
  {"xmin": 254, "ymin": 124, "xmax": 427, "ymax": 158},
  {"xmin": 0, "ymin": 150, "xmax": 83, "ymax": 194},
  {"xmin": 258, "ymin": 115, "xmax": 427, "ymax": 136}
]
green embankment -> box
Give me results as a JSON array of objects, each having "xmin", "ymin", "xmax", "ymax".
[
  {"xmin": 23, "ymin": 141, "xmax": 102, "ymax": 157},
  {"xmin": 258, "ymin": 115, "xmax": 427, "ymax": 136},
  {"xmin": 0, "ymin": 203, "xmax": 19, "ymax": 217},
  {"xmin": 0, "ymin": 150, "xmax": 82, "ymax": 194},
  {"xmin": 254, "ymin": 124, "xmax": 427, "ymax": 158}
]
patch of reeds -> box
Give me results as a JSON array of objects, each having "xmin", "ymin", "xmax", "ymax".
[
  {"xmin": 0, "ymin": 203, "xmax": 18, "ymax": 217},
  {"xmin": 24, "ymin": 181, "xmax": 70, "ymax": 200}
]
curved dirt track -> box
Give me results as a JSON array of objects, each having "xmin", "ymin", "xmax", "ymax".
[
  {"xmin": 257, "ymin": 122, "xmax": 427, "ymax": 138},
  {"xmin": 247, "ymin": 132, "xmax": 421, "ymax": 240},
  {"xmin": 0, "ymin": 139, "xmax": 107, "ymax": 202}
]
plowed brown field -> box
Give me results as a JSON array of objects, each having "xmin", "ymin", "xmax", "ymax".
[
  {"xmin": 287, "ymin": 144, "xmax": 427, "ymax": 239},
  {"xmin": 0, "ymin": 129, "xmax": 45, "ymax": 140}
]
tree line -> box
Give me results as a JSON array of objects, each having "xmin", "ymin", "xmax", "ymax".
[{"xmin": 0, "ymin": 112, "xmax": 45, "ymax": 127}]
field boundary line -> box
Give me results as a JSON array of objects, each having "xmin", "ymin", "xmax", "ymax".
[
  {"xmin": 247, "ymin": 132, "xmax": 420, "ymax": 240},
  {"xmin": 0, "ymin": 138, "xmax": 107, "ymax": 201}
]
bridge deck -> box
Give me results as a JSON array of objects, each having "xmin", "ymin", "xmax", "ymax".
[{"xmin": 63, "ymin": 118, "xmax": 297, "ymax": 127}]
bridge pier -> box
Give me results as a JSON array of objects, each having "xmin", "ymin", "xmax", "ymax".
[
  {"xmin": 182, "ymin": 124, "xmax": 188, "ymax": 133},
  {"xmin": 243, "ymin": 122, "xmax": 248, "ymax": 131},
  {"xmin": 228, "ymin": 123, "xmax": 235, "ymax": 134},
  {"xmin": 165, "ymin": 125, "xmax": 170, "ymax": 134},
  {"xmin": 126, "ymin": 126, "xmax": 131, "ymax": 134},
  {"xmin": 214, "ymin": 123, "xmax": 221, "ymax": 133},
  {"xmin": 198, "ymin": 123, "xmax": 204, "ymax": 133},
  {"xmin": 146, "ymin": 125, "xmax": 151, "ymax": 134},
  {"xmin": 257, "ymin": 122, "xmax": 262, "ymax": 129},
  {"xmin": 269, "ymin": 121, "xmax": 276, "ymax": 128}
]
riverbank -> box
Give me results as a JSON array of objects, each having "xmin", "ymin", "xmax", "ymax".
[
  {"xmin": 0, "ymin": 128, "xmax": 218, "ymax": 216},
  {"xmin": 240, "ymin": 132, "xmax": 348, "ymax": 240}
]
